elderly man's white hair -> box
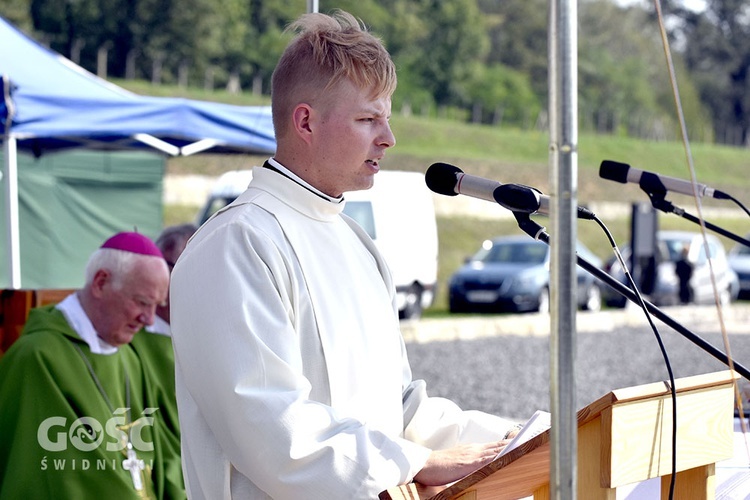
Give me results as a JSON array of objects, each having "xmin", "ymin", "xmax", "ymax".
[{"xmin": 84, "ymin": 248, "xmax": 163, "ymax": 290}]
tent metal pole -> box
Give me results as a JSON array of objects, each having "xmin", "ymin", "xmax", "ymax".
[
  {"xmin": 133, "ymin": 133, "xmax": 181, "ymax": 156},
  {"xmin": 2, "ymin": 135, "xmax": 21, "ymax": 289},
  {"xmin": 180, "ymin": 139, "xmax": 222, "ymax": 156},
  {"xmin": 548, "ymin": 0, "xmax": 578, "ymax": 498},
  {"xmin": 2, "ymin": 75, "xmax": 21, "ymax": 289}
]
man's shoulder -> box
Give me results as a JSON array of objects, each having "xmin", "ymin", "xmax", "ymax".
[
  {"xmin": 0, "ymin": 329, "xmax": 78, "ymax": 384},
  {"xmin": 2, "ymin": 307, "xmax": 76, "ymax": 360},
  {"xmin": 188, "ymin": 197, "xmax": 288, "ymax": 256},
  {"xmin": 26, "ymin": 304, "xmax": 77, "ymax": 336}
]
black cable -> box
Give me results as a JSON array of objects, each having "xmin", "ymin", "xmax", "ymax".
[
  {"xmin": 591, "ymin": 214, "xmax": 678, "ymax": 500},
  {"xmin": 716, "ymin": 190, "xmax": 750, "ymax": 219},
  {"xmin": 512, "ymin": 212, "xmax": 678, "ymax": 500},
  {"xmin": 644, "ymin": 191, "xmax": 750, "ymax": 248}
]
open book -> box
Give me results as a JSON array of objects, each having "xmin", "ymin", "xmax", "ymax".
[{"xmin": 498, "ymin": 410, "xmax": 551, "ymax": 458}]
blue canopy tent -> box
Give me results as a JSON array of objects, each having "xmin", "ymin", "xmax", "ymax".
[{"xmin": 1, "ymin": 16, "xmax": 276, "ymax": 288}]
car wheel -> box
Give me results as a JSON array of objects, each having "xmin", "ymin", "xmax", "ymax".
[
  {"xmin": 537, "ymin": 287, "xmax": 550, "ymax": 313},
  {"xmin": 583, "ymin": 284, "xmax": 602, "ymax": 312},
  {"xmin": 449, "ymin": 298, "xmax": 466, "ymax": 314},
  {"xmin": 606, "ymin": 294, "xmax": 627, "ymax": 309},
  {"xmin": 400, "ymin": 284, "xmax": 423, "ymax": 320}
]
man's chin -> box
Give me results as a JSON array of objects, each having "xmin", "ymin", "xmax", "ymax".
[
  {"xmin": 354, "ymin": 175, "xmax": 376, "ymax": 191},
  {"xmin": 113, "ymin": 331, "xmax": 139, "ymax": 346}
]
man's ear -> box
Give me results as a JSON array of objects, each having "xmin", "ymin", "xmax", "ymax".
[
  {"xmin": 291, "ymin": 104, "xmax": 314, "ymax": 144},
  {"xmin": 90, "ymin": 269, "xmax": 110, "ymax": 298}
]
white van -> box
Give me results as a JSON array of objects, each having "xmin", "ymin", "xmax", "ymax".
[
  {"xmin": 197, "ymin": 169, "xmax": 438, "ymax": 319},
  {"xmin": 342, "ymin": 171, "xmax": 438, "ymax": 319},
  {"xmin": 196, "ymin": 170, "xmax": 255, "ymax": 225}
]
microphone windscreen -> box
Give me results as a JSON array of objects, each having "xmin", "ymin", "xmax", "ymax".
[
  {"xmin": 494, "ymin": 184, "xmax": 539, "ymax": 212},
  {"xmin": 599, "ymin": 160, "xmax": 630, "ymax": 183},
  {"xmin": 425, "ymin": 163, "xmax": 463, "ymax": 196}
]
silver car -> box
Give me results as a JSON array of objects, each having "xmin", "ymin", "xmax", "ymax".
[
  {"xmin": 603, "ymin": 230, "xmax": 739, "ymax": 307},
  {"xmin": 728, "ymin": 237, "xmax": 750, "ymax": 300}
]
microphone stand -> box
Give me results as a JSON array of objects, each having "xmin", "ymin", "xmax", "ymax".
[
  {"xmin": 512, "ymin": 212, "xmax": 750, "ymax": 381},
  {"xmin": 643, "ymin": 188, "xmax": 750, "ymax": 248}
]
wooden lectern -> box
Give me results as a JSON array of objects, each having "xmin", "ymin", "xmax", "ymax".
[{"xmin": 381, "ymin": 370, "xmax": 738, "ymax": 500}]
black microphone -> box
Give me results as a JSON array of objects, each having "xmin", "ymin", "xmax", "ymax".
[
  {"xmin": 425, "ymin": 162, "xmax": 595, "ymax": 220},
  {"xmin": 599, "ymin": 160, "xmax": 729, "ymax": 199}
]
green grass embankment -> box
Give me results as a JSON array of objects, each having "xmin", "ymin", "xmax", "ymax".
[{"xmin": 145, "ymin": 80, "xmax": 750, "ymax": 314}]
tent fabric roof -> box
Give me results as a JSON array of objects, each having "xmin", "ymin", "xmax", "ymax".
[{"xmin": 0, "ymin": 16, "xmax": 276, "ymax": 156}]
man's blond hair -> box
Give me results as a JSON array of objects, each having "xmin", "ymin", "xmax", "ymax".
[{"xmin": 271, "ymin": 10, "xmax": 397, "ymax": 140}]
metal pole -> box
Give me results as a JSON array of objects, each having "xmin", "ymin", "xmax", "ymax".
[
  {"xmin": 2, "ymin": 135, "xmax": 20, "ymax": 288},
  {"xmin": 548, "ymin": 0, "xmax": 578, "ymax": 498},
  {"xmin": 2, "ymin": 75, "xmax": 21, "ymax": 288},
  {"xmin": 307, "ymin": 0, "xmax": 319, "ymax": 14}
]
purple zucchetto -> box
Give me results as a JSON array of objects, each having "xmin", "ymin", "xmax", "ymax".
[{"xmin": 100, "ymin": 232, "xmax": 164, "ymax": 258}]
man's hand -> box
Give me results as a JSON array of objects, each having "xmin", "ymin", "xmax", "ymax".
[{"xmin": 413, "ymin": 439, "xmax": 510, "ymax": 486}]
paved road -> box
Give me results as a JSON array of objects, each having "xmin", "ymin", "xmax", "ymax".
[{"xmin": 403, "ymin": 305, "xmax": 750, "ymax": 421}]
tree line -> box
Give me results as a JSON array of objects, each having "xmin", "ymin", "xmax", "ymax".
[{"xmin": 2, "ymin": 0, "xmax": 749, "ymax": 146}]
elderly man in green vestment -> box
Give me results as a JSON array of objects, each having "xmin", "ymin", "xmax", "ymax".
[{"xmin": 0, "ymin": 232, "xmax": 185, "ymax": 499}]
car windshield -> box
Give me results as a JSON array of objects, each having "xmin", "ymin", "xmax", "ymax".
[
  {"xmin": 662, "ymin": 238, "xmax": 692, "ymax": 262},
  {"xmin": 474, "ymin": 242, "xmax": 548, "ymax": 265}
]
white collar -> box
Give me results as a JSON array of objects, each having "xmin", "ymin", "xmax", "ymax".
[
  {"xmin": 249, "ymin": 166, "xmax": 345, "ymax": 222},
  {"xmin": 56, "ymin": 293, "xmax": 119, "ymax": 355},
  {"xmin": 268, "ymin": 157, "xmax": 344, "ymax": 204}
]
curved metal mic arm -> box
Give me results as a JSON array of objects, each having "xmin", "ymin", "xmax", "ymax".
[{"xmin": 512, "ymin": 212, "xmax": 750, "ymax": 381}]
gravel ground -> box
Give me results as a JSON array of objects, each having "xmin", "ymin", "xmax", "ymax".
[{"xmin": 404, "ymin": 305, "xmax": 750, "ymax": 421}]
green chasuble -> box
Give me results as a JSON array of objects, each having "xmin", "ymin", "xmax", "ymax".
[
  {"xmin": 0, "ymin": 306, "xmax": 185, "ymax": 500},
  {"xmin": 129, "ymin": 331, "xmax": 183, "ymax": 499}
]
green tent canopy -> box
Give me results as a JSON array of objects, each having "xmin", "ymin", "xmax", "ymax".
[{"xmin": 0, "ymin": 149, "xmax": 165, "ymax": 288}]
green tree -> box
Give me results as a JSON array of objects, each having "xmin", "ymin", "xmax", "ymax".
[
  {"xmin": 29, "ymin": 0, "xmax": 100, "ymax": 62},
  {"xmin": 243, "ymin": 1, "xmax": 301, "ymax": 91},
  {"xmin": 26, "ymin": 0, "xmax": 218, "ymax": 82},
  {"xmin": 314, "ymin": 0, "xmax": 483, "ymax": 114},
  {"xmin": 578, "ymin": 0, "xmax": 710, "ymax": 141},
  {"xmin": 129, "ymin": 0, "xmax": 217, "ymax": 83},
  {"xmin": 346, "ymin": 0, "xmax": 432, "ymax": 116},
  {"xmin": 320, "ymin": 0, "xmax": 390, "ymax": 27},
  {"xmin": 466, "ymin": 64, "xmax": 541, "ymax": 127},
  {"xmin": 3, "ymin": 0, "xmax": 719, "ymax": 144},
  {"xmin": 479, "ymin": 0, "xmax": 549, "ymax": 102},
  {"xmin": 679, "ymin": 0, "xmax": 750, "ymax": 145},
  {"xmin": 408, "ymin": 0, "xmax": 489, "ymax": 107},
  {"xmin": 0, "ymin": 0, "xmax": 33, "ymax": 31}
]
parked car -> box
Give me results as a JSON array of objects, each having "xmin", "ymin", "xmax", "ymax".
[
  {"xmin": 340, "ymin": 171, "xmax": 439, "ymax": 320},
  {"xmin": 728, "ymin": 236, "xmax": 750, "ymax": 300},
  {"xmin": 603, "ymin": 230, "xmax": 740, "ymax": 307},
  {"xmin": 196, "ymin": 169, "xmax": 255, "ymax": 225},
  {"xmin": 448, "ymin": 235, "xmax": 603, "ymax": 314}
]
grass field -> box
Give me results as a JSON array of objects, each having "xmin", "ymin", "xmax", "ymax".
[{"xmin": 145, "ymin": 80, "xmax": 750, "ymax": 314}]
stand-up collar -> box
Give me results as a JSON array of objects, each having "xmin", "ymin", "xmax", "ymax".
[{"xmin": 250, "ymin": 162, "xmax": 346, "ymax": 222}]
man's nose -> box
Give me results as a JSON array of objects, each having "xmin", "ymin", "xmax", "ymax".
[
  {"xmin": 380, "ymin": 123, "xmax": 396, "ymax": 149},
  {"xmin": 138, "ymin": 307, "xmax": 156, "ymax": 326}
]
